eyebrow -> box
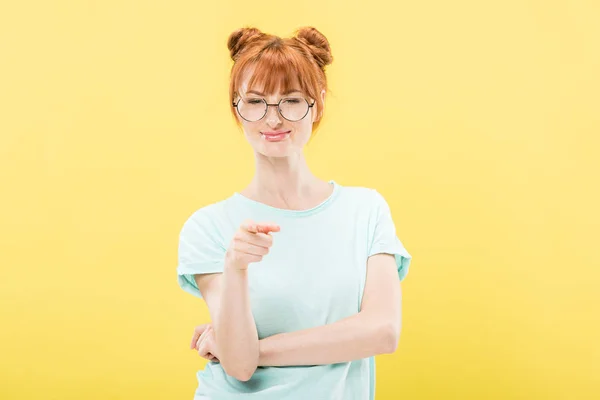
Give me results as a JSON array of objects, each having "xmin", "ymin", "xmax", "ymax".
[{"xmin": 246, "ymin": 89, "xmax": 302, "ymax": 96}]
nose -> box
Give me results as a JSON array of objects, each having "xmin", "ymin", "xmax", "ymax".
[{"xmin": 265, "ymin": 104, "xmax": 282, "ymax": 127}]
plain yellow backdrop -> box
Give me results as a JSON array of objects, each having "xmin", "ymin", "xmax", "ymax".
[{"xmin": 1, "ymin": 0, "xmax": 599, "ymax": 399}]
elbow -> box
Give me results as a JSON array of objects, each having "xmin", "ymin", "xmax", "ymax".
[
  {"xmin": 221, "ymin": 359, "xmax": 258, "ymax": 382},
  {"xmin": 378, "ymin": 322, "xmax": 401, "ymax": 354},
  {"xmin": 223, "ymin": 368, "xmax": 256, "ymax": 382},
  {"xmin": 214, "ymin": 333, "xmax": 259, "ymax": 381}
]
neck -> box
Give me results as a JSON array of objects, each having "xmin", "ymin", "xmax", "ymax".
[{"xmin": 241, "ymin": 151, "xmax": 328, "ymax": 208}]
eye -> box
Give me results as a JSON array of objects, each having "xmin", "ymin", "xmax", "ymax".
[
  {"xmin": 245, "ymin": 98, "xmax": 264, "ymax": 105},
  {"xmin": 282, "ymin": 98, "xmax": 302, "ymax": 104}
]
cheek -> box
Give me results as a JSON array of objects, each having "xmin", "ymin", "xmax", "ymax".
[
  {"xmin": 241, "ymin": 123, "xmax": 260, "ymax": 138},
  {"xmin": 293, "ymin": 123, "xmax": 312, "ymax": 142}
]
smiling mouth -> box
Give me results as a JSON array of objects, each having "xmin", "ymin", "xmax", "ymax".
[{"xmin": 261, "ymin": 131, "xmax": 291, "ymax": 142}]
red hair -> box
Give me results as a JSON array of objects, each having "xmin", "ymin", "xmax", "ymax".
[{"xmin": 227, "ymin": 27, "xmax": 333, "ymax": 133}]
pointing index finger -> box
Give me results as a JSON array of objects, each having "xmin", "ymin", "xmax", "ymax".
[
  {"xmin": 241, "ymin": 221, "xmax": 280, "ymax": 234},
  {"xmin": 255, "ymin": 223, "xmax": 280, "ymax": 234}
]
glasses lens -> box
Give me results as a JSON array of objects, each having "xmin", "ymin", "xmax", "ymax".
[
  {"xmin": 237, "ymin": 98, "xmax": 266, "ymax": 122},
  {"xmin": 280, "ymin": 97, "xmax": 309, "ymax": 121}
]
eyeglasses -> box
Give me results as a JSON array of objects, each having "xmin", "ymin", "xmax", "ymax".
[{"xmin": 232, "ymin": 96, "xmax": 316, "ymax": 122}]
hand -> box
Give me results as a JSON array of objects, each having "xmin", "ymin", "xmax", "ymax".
[
  {"xmin": 225, "ymin": 220, "xmax": 280, "ymax": 270},
  {"xmin": 191, "ymin": 324, "xmax": 220, "ymax": 363}
]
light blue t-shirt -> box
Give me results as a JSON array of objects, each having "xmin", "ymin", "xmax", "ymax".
[{"xmin": 177, "ymin": 181, "xmax": 412, "ymax": 400}]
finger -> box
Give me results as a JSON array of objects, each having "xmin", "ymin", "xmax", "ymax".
[
  {"xmin": 240, "ymin": 220, "xmax": 280, "ymax": 234},
  {"xmin": 190, "ymin": 334, "xmax": 199, "ymax": 350},
  {"xmin": 240, "ymin": 220, "xmax": 258, "ymax": 234},
  {"xmin": 249, "ymin": 232, "xmax": 274, "ymax": 248},
  {"xmin": 196, "ymin": 336, "xmax": 205, "ymax": 352},
  {"xmin": 191, "ymin": 324, "xmax": 210, "ymax": 349},
  {"xmin": 196, "ymin": 326, "xmax": 211, "ymax": 349},
  {"xmin": 244, "ymin": 254, "xmax": 264, "ymax": 265},
  {"xmin": 190, "ymin": 324, "xmax": 209, "ymax": 349},
  {"xmin": 195, "ymin": 326, "xmax": 211, "ymax": 350},
  {"xmin": 255, "ymin": 223, "xmax": 280, "ymax": 234},
  {"xmin": 232, "ymin": 240, "xmax": 269, "ymax": 257},
  {"xmin": 234, "ymin": 230, "xmax": 274, "ymax": 248},
  {"xmin": 198, "ymin": 339, "xmax": 211, "ymax": 358}
]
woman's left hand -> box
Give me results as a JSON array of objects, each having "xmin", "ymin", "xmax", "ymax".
[{"xmin": 190, "ymin": 323, "xmax": 220, "ymax": 363}]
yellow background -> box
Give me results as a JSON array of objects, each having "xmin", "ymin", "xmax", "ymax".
[{"xmin": 1, "ymin": 0, "xmax": 599, "ymax": 399}]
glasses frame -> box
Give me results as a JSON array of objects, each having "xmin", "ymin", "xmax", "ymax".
[{"xmin": 232, "ymin": 96, "xmax": 316, "ymax": 122}]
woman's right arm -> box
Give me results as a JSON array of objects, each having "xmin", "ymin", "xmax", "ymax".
[
  {"xmin": 194, "ymin": 269, "xmax": 258, "ymax": 381},
  {"xmin": 193, "ymin": 221, "xmax": 279, "ymax": 382}
]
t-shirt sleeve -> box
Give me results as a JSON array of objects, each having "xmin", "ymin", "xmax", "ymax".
[
  {"xmin": 176, "ymin": 208, "xmax": 227, "ymax": 299},
  {"xmin": 367, "ymin": 190, "xmax": 413, "ymax": 282}
]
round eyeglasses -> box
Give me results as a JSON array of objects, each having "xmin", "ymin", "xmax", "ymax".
[{"xmin": 232, "ymin": 97, "xmax": 316, "ymax": 122}]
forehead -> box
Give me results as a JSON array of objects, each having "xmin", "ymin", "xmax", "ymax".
[{"xmin": 237, "ymin": 65, "xmax": 303, "ymax": 96}]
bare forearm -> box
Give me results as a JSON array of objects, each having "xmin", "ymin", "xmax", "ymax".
[
  {"xmin": 258, "ymin": 311, "xmax": 399, "ymax": 367},
  {"xmin": 215, "ymin": 266, "xmax": 259, "ymax": 380}
]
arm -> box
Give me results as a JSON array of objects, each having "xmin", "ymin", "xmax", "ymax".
[
  {"xmin": 194, "ymin": 221, "xmax": 278, "ymax": 381},
  {"xmin": 258, "ymin": 253, "xmax": 402, "ymax": 366},
  {"xmin": 195, "ymin": 269, "xmax": 258, "ymax": 381}
]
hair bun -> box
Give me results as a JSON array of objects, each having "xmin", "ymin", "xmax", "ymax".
[
  {"xmin": 294, "ymin": 27, "xmax": 333, "ymax": 69},
  {"xmin": 227, "ymin": 27, "xmax": 265, "ymax": 61}
]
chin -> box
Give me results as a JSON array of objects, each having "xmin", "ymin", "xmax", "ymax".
[{"xmin": 257, "ymin": 144, "xmax": 295, "ymax": 158}]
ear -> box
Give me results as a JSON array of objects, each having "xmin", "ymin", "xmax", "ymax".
[
  {"xmin": 313, "ymin": 89, "xmax": 326, "ymax": 123},
  {"xmin": 232, "ymin": 95, "xmax": 244, "ymax": 124}
]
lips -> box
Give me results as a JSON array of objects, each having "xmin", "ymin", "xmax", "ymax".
[{"xmin": 261, "ymin": 131, "xmax": 291, "ymax": 142}]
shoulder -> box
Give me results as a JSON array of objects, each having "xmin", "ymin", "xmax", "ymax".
[
  {"xmin": 336, "ymin": 183, "xmax": 387, "ymax": 208},
  {"xmin": 179, "ymin": 196, "xmax": 235, "ymax": 238}
]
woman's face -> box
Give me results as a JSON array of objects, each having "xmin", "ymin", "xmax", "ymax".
[{"xmin": 234, "ymin": 71, "xmax": 325, "ymax": 158}]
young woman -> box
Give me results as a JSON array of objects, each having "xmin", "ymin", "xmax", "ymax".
[{"xmin": 177, "ymin": 26, "xmax": 412, "ymax": 400}]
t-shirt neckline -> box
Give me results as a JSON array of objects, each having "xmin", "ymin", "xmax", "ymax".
[{"xmin": 232, "ymin": 180, "xmax": 340, "ymax": 217}]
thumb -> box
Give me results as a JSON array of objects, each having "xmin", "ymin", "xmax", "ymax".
[{"xmin": 240, "ymin": 220, "xmax": 258, "ymax": 234}]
